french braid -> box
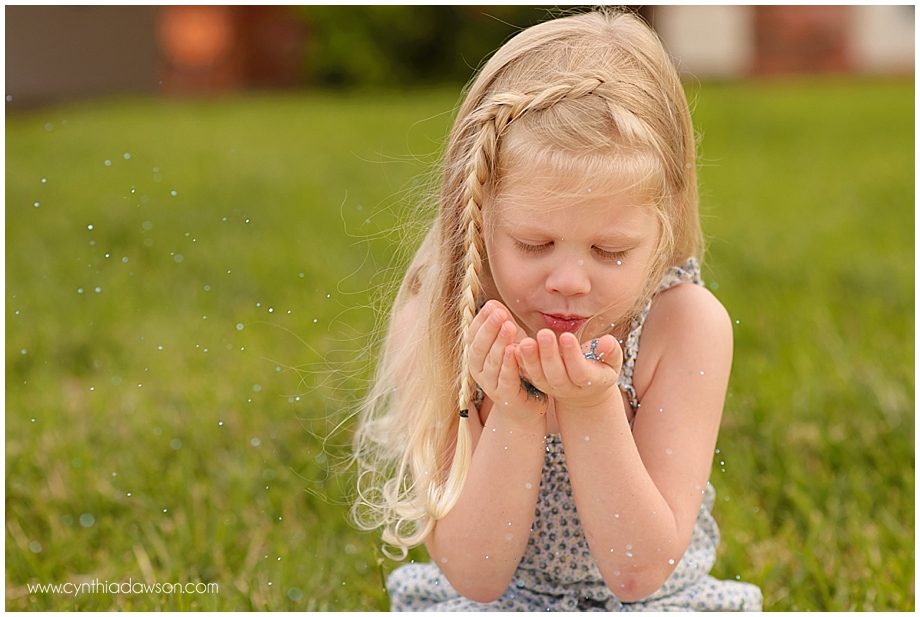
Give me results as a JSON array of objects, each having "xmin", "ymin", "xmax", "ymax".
[{"xmin": 434, "ymin": 77, "xmax": 609, "ymax": 517}]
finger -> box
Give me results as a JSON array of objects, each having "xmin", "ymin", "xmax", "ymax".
[
  {"xmin": 537, "ymin": 329, "xmax": 569, "ymax": 390},
  {"xmin": 559, "ymin": 332, "xmax": 591, "ymax": 387},
  {"xmin": 581, "ymin": 334, "xmax": 622, "ymax": 372},
  {"xmin": 496, "ymin": 344, "xmax": 520, "ymax": 400},
  {"xmin": 481, "ymin": 299, "xmax": 511, "ymax": 321},
  {"xmin": 503, "ymin": 318, "xmax": 519, "ymax": 343},
  {"xmin": 469, "ymin": 300, "xmax": 507, "ymax": 345},
  {"xmin": 468, "ymin": 303, "xmax": 492, "ymax": 358},
  {"xmin": 482, "ymin": 321, "xmax": 514, "ymax": 391},
  {"xmin": 516, "ymin": 336, "xmax": 548, "ymax": 391},
  {"xmin": 468, "ymin": 307, "xmax": 507, "ymax": 375},
  {"xmin": 597, "ymin": 334, "xmax": 622, "ymax": 365}
]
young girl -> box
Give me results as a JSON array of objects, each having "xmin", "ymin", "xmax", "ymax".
[{"xmin": 351, "ymin": 9, "xmax": 763, "ymax": 611}]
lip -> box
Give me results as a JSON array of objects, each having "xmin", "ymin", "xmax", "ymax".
[{"xmin": 540, "ymin": 312, "xmax": 587, "ymax": 335}]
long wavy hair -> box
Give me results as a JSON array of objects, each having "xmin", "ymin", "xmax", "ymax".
[{"xmin": 350, "ymin": 8, "xmax": 701, "ymax": 558}]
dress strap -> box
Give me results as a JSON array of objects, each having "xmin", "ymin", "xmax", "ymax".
[{"xmin": 618, "ymin": 258, "xmax": 703, "ymax": 415}]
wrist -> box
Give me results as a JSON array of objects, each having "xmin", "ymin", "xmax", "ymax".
[
  {"xmin": 485, "ymin": 403, "xmax": 547, "ymax": 436},
  {"xmin": 556, "ymin": 388, "xmax": 622, "ymax": 417}
]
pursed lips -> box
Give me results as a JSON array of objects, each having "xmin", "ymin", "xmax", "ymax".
[{"xmin": 540, "ymin": 312, "xmax": 588, "ymax": 335}]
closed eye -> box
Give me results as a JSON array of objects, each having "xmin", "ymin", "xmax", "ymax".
[
  {"xmin": 513, "ymin": 240, "xmax": 552, "ymax": 254},
  {"xmin": 593, "ymin": 247, "xmax": 629, "ymax": 261}
]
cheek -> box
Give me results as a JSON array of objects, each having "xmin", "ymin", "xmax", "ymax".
[{"xmin": 486, "ymin": 243, "xmax": 536, "ymax": 300}]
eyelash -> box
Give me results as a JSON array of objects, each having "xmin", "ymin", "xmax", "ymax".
[
  {"xmin": 514, "ymin": 240, "xmax": 550, "ymax": 254},
  {"xmin": 594, "ymin": 246, "xmax": 630, "ymax": 261},
  {"xmin": 513, "ymin": 240, "xmax": 628, "ymax": 262}
]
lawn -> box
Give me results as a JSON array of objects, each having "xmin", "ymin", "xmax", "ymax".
[{"xmin": 5, "ymin": 78, "xmax": 914, "ymax": 610}]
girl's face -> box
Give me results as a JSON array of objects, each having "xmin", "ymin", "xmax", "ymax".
[{"xmin": 483, "ymin": 165, "xmax": 661, "ymax": 342}]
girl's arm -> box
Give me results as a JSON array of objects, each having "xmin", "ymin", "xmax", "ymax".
[
  {"xmin": 517, "ymin": 283, "xmax": 732, "ymax": 602},
  {"xmin": 559, "ymin": 284, "xmax": 732, "ymax": 601},
  {"xmin": 424, "ymin": 301, "xmax": 547, "ymax": 603}
]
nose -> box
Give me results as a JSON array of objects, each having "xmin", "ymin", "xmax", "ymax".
[{"xmin": 545, "ymin": 257, "xmax": 591, "ymax": 296}]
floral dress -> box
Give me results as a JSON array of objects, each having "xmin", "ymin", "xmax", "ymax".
[{"xmin": 386, "ymin": 258, "xmax": 763, "ymax": 611}]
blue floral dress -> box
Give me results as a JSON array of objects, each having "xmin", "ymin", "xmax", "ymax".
[{"xmin": 386, "ymin": 258, "xmax": 763, "ymax": 611}]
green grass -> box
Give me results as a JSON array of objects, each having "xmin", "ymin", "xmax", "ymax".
[{"xmin": 6, "ymin": 79, "xmax": 913, "ymax": 610}]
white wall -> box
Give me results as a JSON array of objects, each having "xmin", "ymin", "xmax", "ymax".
[
  {"xmin": 654, "ymin": 5, "xmax": 913, "ymax": 77},
  {"xmin": 654, "ymin": 6, "xmax": 754, "ymax": 78},
  {"xmin": 851, "ymin": 5, "xmax": 915, "ymax": 73}
]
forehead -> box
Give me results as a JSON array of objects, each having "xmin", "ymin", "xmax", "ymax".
[{"xmin": 490, "ymin": 163, "xmax": 658, "ymax": 234}]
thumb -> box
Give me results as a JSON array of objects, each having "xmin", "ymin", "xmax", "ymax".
[{"xmin": 583, "ymin": 335, "xmax": 623, "ymax": 368}]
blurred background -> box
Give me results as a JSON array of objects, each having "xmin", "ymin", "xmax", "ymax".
[
  {"xmin": 6, "ymin": 5, "xmax": 915, "ymax": 611},
  {"xmin": 6, "ymin": 5, "xmax": 914, "ymax": 105}
]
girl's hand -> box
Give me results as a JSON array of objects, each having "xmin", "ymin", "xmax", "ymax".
[
  {"xmin": 514, "ymin": 330, "xmax": 623, "ymax": 411},
  {"xmin": 468, "ymin": 300, "xmax": 548, "ymax": 426}
]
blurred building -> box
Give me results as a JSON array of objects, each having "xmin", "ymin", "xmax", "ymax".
[
  {"xmin": 5, "ymin": 5, "xmax": 915, "ymax": 107},
  {"xmin": 651, "ymin": 5, "xmax": 915, "ymax": 77},
  {"xmin": 5, "ymin": 5, "xmax": 307, "ymax": 106}
]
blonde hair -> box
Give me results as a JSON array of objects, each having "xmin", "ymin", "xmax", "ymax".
[{"xmin": 350, "ymin": 8, "xmax": 701, "ymax": 558}]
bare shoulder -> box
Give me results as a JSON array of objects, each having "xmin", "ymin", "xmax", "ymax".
[
  {"xmin": 632, "ymin": 282, "xmax": 733, "ymax": 396},
  {"xmin": 647, "ymin": 282, "xmax": 732, "ymax": 341}
]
